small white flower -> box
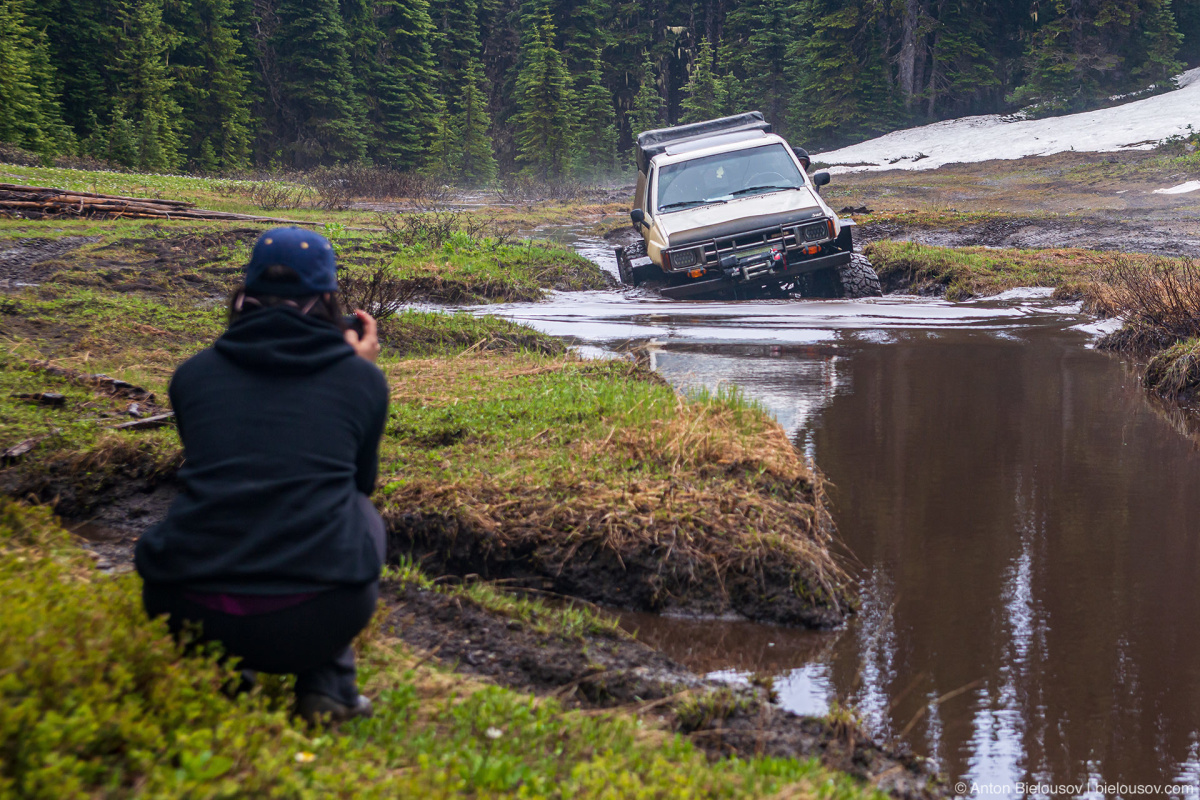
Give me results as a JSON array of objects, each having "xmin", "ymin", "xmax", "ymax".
[
  {"xmin": 485, "ymin": 727, "xmax": 503, "ymax": 740},
  {"xmin": 294, "ymin": 751, "xmax": 316, "ymax": 764}
]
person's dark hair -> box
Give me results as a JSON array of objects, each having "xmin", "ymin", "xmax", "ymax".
[{"xmin": 227, "ymin": 264, "xmax": 345, "ymax": 328}]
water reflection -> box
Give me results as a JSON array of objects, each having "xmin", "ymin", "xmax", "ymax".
[{"xmin": 484, "ymin": 265, "xmax": 1200, "ymax": 791}]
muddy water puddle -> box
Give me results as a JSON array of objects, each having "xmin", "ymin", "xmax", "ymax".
[{"xmin": 476, "ymin": 230, "xmax": 1200, "ymax": 794}]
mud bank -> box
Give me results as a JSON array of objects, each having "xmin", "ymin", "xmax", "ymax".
[
  {"xmin": 857, "ymin": 211, "xmax": 1200, "ymax": 259},
  {"xmin": 384, "ymin": 576, "xmax": 942, "ymax": 799},
  {"xmin": 21, "ymin": 502, "xmax": 934, "ymax": 797}
]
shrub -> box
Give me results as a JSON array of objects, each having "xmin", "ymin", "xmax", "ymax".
[{"xmin": 1096, "ymin": 257, "xmax": 1200, "ymax": 354}]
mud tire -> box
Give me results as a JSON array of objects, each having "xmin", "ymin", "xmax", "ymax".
[
  {"xmin": 836, "ymin": 254, "xmax": 882, "ymax": 298},
  {"xmin": 615, "ymin": 246, "xmax": 636, "ymax": 286}
]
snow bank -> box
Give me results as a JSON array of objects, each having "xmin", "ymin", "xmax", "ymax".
[
  {"xmin": 1154, "ymin": 180, "xmax": 1200, "ymax": 195},
  {"xmin": 813, "ymin": 67, "xmax": 1200, "ymax": 173}
]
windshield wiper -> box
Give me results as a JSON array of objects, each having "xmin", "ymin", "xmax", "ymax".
[
  {"xmin": 729, "ymin": 185, "xmax": 801, "ymax": 197},
  {"xmin": 658, "ymin": 198, "xmax": 727, "ymax": 212}
]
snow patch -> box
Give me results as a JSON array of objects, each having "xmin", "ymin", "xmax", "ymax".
[
  {"xmin": 814, "ymin": 68, "xmax": 1200, "ymax": 172},
  {"xmin": 1154, "ymin": 181, "xmax": 1200, "ymax": 195},
  {"xmin": 1072, "ymin": 317, "xmax": 1125, "ymax": 340}
]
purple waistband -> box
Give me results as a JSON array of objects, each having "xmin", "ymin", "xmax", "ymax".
[{"xmin": 183, "ymin": 590, "xmax": 320, "ymax": 616}]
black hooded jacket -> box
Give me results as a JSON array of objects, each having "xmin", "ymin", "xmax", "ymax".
[{"xmin": 135, "ymin": 306, "xmax": 389, "ymax": 593}]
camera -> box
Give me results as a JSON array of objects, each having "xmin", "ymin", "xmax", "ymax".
[{"xmin": 343, "ymin": 315, "xmax": 366, "ymax": 338}]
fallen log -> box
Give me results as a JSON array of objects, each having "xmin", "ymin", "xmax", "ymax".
[
  {"xmin": 0, "ymin": 183, "xmax": 314, "ymax": 225},
  {"xmin": 0, "ymin": 183, "xmax": 196, "ymax": 207}
]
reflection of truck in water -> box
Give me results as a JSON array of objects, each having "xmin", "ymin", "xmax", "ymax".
[{"xmin": 615, "ymin": 112, "xmax": 881, "ymax": 300}]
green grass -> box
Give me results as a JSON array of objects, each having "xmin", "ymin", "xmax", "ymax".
[
  {"xmin": 346, "ymin": 230, "xmax": 609, "ymax": 302},
  {"xmin": 0, "ymin": 212, "xmax": 608, "ymax": 304},
  {"xmin": 0, "ymin": 500, "xmax": 885, "ymax": 800},
  {"xmin": 865, "ymin": 239, "xmax": 1171, "ymax": 300},
  {"xmin": 377, "ymin": 353, "xmax": 849, "ymax": 620},
  {"xmin": 0, "ymin": 164, "xmax": 630, "ymax": 229},
  {"xmin": 380, "ymin": 310, "xmax": 565, "ymax": 356},
  {"xmin": 385, "ymin": 556, "xmax": 623, "ymax": 640}
]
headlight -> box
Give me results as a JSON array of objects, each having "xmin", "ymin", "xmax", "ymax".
[
  {"xmin": 800, "ymin": 221, "xmax": 828, "ymax": 242},
  {"xmin": 666, "ymin": 246, "xmax": 703, "ymax": 271}
]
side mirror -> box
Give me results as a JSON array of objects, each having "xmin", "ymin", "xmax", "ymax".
[
  {"xmin": 630, "ymin": 208, "xmax": 646, "ymax": 228},
  {"xmin": 813, "ymin": 172, "xmax": 831, "ymax": 190}
]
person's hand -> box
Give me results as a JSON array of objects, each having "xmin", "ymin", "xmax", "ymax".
[{"xmin": 344, "ymin": 310, "xmax": 380, "ymax": 363}]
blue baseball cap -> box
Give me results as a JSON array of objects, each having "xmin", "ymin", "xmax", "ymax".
[{"xmin": 245, "ymin": 227, "xmax": 338, "ymax": 295}]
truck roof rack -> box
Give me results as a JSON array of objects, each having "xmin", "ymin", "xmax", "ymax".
[{"xmin": 634, "ymin": 112, "xmax": 771, "ymax": 173}]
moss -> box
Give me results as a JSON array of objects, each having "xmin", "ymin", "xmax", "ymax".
[{"xmin": 0, "ymin": 500, "xmax": 885, "ymax": 800}]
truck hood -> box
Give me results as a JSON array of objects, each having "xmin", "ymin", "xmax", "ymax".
[{"xmin": 656, "ymin": 188, "xmax": 826, "ymax": 247}]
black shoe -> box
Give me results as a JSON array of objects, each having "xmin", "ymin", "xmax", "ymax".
[
  {"xmin": 296, "ymin": 693, "xmax": 373, "ymax": 726},
  {"xmin": 222, "ymin": 669, "xmax": 258, "ymax": 699}
]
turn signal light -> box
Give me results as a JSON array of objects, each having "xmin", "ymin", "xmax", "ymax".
[
  {"xmin": 804, "ymin": 245, "xmax": 821, "ymax": 255},
  {"xmin": 688, "ymin": 268, "xmax": 706, "ymax": 278}
]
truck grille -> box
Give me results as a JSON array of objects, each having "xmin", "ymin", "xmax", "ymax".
[{"xmin": 700, "ymin": 223, "xmax": 803, "ymax": 266}]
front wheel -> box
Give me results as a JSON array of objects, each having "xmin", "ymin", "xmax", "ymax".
[
  {"xmin": 836, "ymin": 254, "xmax": 882, "ymax": 298},
  {"xmin": 615, "ymin": 246, "xmax": 638, "ymax": 286}
]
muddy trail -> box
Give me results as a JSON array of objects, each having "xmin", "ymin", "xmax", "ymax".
[{"xmin": 856, "ymin": 209, "xmax": 1200, "ymax": 258}]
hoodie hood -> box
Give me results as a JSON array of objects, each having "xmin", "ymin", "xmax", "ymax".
[{"xmin": 214, "ymin": 306, "xmax": 355, "ymax": 375}]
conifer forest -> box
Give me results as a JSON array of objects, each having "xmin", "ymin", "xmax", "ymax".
[{"xmin": 1, "ymin": 0, "xmax": 1197, "ymax": 183}]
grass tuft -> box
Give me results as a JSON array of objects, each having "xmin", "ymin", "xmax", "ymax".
[
  {"xmin": 381, "ymin": 354, "xmax": 851, "ymax": 624},
  {"xmin": 1144, "ymin": 338, "xmax": 1200, "ymax": 399}
]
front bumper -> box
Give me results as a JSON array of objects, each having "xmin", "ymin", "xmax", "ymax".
[{"xmin": 659, "ymin": 250, "xmax": 850, "ymax": 300}]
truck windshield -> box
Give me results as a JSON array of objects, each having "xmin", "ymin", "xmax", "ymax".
[{"xmin": 655, "ymin": 143, "xmax": 805, "ymax": 213}]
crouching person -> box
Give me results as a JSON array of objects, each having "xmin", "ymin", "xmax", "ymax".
[{"xmin": 135, "ymin": 228, "xmax": 388, "ymax": 724}]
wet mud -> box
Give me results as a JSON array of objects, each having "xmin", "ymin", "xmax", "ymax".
[
  {"xmin": 857, "ymin": 211, "xmax": 1200, "ymax": 258},
  {"xmin": 44, "ymin": 493, "xmax": 937, "ymax": 796},
  {"xmin": 388, "ymin": 510, "xmax": 847, "ymax": 628},
  {"xmin": 385, "ymin": 579, "xmax": 943, "ymax": 799},
  {"xmin": 0, "ymin": 236, "xmax": 101, "ymax": 286}
]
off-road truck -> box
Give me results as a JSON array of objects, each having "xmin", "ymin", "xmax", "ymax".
[{"xmin": 615, "ymin": 112, "xmax": 881, "ymax": 300}]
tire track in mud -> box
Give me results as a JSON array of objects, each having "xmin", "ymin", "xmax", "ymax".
[{"xmin": 859, "ymin": 214, "xmax": 1200, "ymax": 259}]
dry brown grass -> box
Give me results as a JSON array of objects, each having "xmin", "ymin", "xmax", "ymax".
[
  {"xmin": 379, "ymin": 353, "xmax": 851, "ymax": 624},
  {"xmin": 1093, "ymin": 257, "xmax": 1200, "ymax": 355},
  {"xmin": 1144, "ymin": 338, "xmax": 1200, "ymax": 398}
]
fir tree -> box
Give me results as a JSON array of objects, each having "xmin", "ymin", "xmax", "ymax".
[
  {"xmin": 1011, "ymin": 0, "xmax": 1183, "ymax": 113},
  {"xmin": 165, "ymin": 0, "xmax": 252, "ymax": 171},
  {"xmin": 106, "ymin": 106, "xmax": 139, "ymax": 167},
  {"xmin": 630, "ymin": 51, "xmax": 665, "ymax": 136},
  {"xmin": 371, "ymin": 0, "xmax": 443, "ymax": 170},
  {"xmin": 791, "ymin": 0, "xmax": 896, "ymax": 147},
  {"xmin": 427, "ymin": 0, "xmax": 482, "ymax": 104},
  {"xmin": 452, "ymin": 58, "xmax": 499, "ymax": 184},
  {"xmin": 111, "ymin": 0, "xmax": 184, "ymax": 171},
  {"xmin": 924, "ymin": 0, "xmax": 1000, "ymax": 117},
  {"xmin": 573, "ymin": 48, "xmax": 617, "ymax": 178},
  {"xmin": 272, "ymin": 0, "xmax": 367, "ymax": 164},
  {"xmin": 26, "ymin": 0, "xmax": 110, "ymax": 144},
  {"xmin": 721, "ymin": 0, "xmax": 797, "ymax": 130},
  {"xmin": 680, "ymin": 37, "xmax": 723, "ymax": 124},
  {"xmin": 1134, "ymin": 0, "xmax": 1185, "ymax": 84},
  {"xmin": 0, "ymin": 0, "xmax": 73, "ymax": 158},
  {"xmin": 513, "ymin": 15, "xmax": 575, "ymax": 179}
]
